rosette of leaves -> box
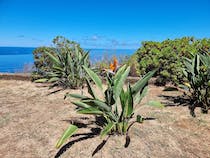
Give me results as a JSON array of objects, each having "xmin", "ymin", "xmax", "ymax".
[
  {"xmin": 182, "ymin": 52, "xmax": 210, "ymax": 117},
  {"xmin": 35, "ymin": 44, "xmax": 90, "ymax": 89},
  {"xmin": 56, "ymin": 65, "xmax": 160, "ymax": 148}
]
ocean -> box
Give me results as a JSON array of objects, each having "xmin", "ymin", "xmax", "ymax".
[{"xmin": 0, "ymin": 47, "xmax": 136, "ymax": 73}]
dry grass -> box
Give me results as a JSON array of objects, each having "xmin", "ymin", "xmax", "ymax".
[{"xmin": 0, "ymin": 80, "xmax": 209, "ymax": 158}]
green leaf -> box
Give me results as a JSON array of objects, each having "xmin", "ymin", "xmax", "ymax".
[
  {"xmin": 107, "ymin": 112, "xmax": 118, "ymax": 122},
  {"xmin": 85, "ymin": 78, "xmax": 97, "ymax": 99},
  {"xmin": 183, "ymin": 59, "xmax": 193, "ymax": 73},
  {"xmin": 132, "ymin": 69, "xmax": 156, "ymax": 96},
  {"xmin": 79, "ymin": 52, "xmax": 89, "ymax": 65},
  {"xmin": 147, "ymin": 101, "xmax": 164, "ymax": 108},
  {"xmin": 52, "ymin": 66, "xmax": 63, "ymax": 72},
  {"xmin": 67, "ymin": 51, "xmax": 72, "ymax": 67},
  {"xmin": 100, "ymin": 122, "xmax": 115, "ymax": 138},
  {"xmin": 71, "ymin": 101, "xmax": 91, "ymax": 108},
  {"xmin": 194, "ymin": 54, "xmax": 200, "ymax": 75},
  {"xmin": 105, "ymin": 88, "xmax": 115, "ymax": 106},
  {"xmin": 48, "ymin": 77, "xmax": 59, "ymax": 82},
  {"xmin": 83, "ymin": 66, "xmax": 103, "ymax": 91},
  {"xmin": 114, "ymin": 65, "xmax": 127, "ymax": 80},
  {"xmin": 183, "ymin": 56, "xmax": 192, "ymax": 64},
  {"xmin": 113, "ymin": 66, "xmax": 130, "ymax": 101},
  {"xmin": 34, "ymin": 78, "xmax": 48, "ymax": 83},
  {"xmin": 77, "ymin": 107, "xmax": 103, "ymax": 115},
  {"xmin": 56, "ymin": 125, "xmax": 78, "ymax": 148},
  {"xmin": 89, "ymin": 100, "xmax": 111, "ymax": 112},
  {"xmin": 199, "ymin": 53, "xmax": 210, "ymax": 66},
  {"xmin": 120, "ymin": 88, "xmax": 126, "ymax": 111},
  {"xmin": 134, "ymin": 86, "xmax": 148, "ymax": 105},
  {"xmin": 124, "ymin": 84, "xmax": 133, "ymax": 117},
  {"xmin": 65, "ymin": 93, "xmax": 90, "ymax": 100},
  {"xmin": 47, "ymin": 72, "xmax": 59, "ymax": 77},
  {"xmin": 45, "ymin": 52, "xmax": 60, "ymax": 66}
]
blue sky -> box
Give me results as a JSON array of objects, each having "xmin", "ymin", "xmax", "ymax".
[{"xmin": 0, "ymin": 0, "xmax": 210, "ymax": 49}]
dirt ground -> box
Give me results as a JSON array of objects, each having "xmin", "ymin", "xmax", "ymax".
[{"xmin": 0, "ymin": 80, "xmax": 210, "ymax": 158}]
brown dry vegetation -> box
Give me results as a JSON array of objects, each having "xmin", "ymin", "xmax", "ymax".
[{"xmin": 0, "ymin": 80, "xmax": 210, "ymax": 158}]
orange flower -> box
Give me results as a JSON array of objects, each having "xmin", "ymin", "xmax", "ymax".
[
  {"xmin": 110, "ymin": 63, "xmax": 115, "ymax": 71},
  {"xmin": 109, "ymin": 57, "xmax": 118, "ymax": 72}
]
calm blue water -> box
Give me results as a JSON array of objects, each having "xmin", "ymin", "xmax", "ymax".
[{"xmin": 0, "ymin": 47, "xmax": 135, "ymax": 73}]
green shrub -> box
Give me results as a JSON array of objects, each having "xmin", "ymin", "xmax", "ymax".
[
  {"xmin": 125, "ymin": 53, "xmax": 139, "ymax": 77},
  {"xmin": 33, "ymin": 46, "xmax": 55, "ymax": 75},
  {"xmin": 31, "ymin": 46, "xmax": 55, "ymax": 81},
  {"xmin": 135, "ymin": 37, "xmax": 210, "ymax": 85},
  {"xmin": 32, "ymin": 36, "xmax": 87, "ymax": 79},
  {"xmin": 34, "ymin": 36, "xmax": 90, "ymax": 89},
  {"xmin": 182, "ymin": 52, "xmax": 210, "ymax": 117},
  {"xmin": 56, "ymin": 65, "xmax": 161, "ymax": 148}
]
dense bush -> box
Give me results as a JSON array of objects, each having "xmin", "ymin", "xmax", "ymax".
[
  {"xmin": 134, "ymin": 37, "xmax": 210, "ymax": 85},
  {"xmin": 182, "ymin": 52, "xmax": 210, "ymax": 117},
  {"xmin": 125, "ymin": 53, "xmax": 139, "ymax": 77},
  {"xmin": 33, "ymin": 36, "xmax": 90, "ymax": 89},
  {"xmin": 33, "ymin": 46, "xmax": 55, "ymax": 76}
]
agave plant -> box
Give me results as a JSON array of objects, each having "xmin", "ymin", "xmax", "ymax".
[
  {"xmin": 35, "ymin": 44, "xmax": 90, "ymax": 89},
  {"xmin": 183, "ymin": 52, "xmax": 210, "ymax": 117},
  {"xmin": 56, "ymin": 65, "xmax": 159, "ymax": 148}
]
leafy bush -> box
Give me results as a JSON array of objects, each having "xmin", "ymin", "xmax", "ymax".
[
  {"xmin": 182, "ymin": 52, "xmax": 210, "ymax": 117},
  {"xmin": 135, "ymin": 37, "xmax": 210, "ymax": 85},
  {"xmin": 125, "ymin": 53, "xmax": 139, "ymax": 77},
  {"xmin": 34, "ymin": 36, "xmax": 90, "ymax": 89},
  {"xmin": 56, "ymin": 65, "xmax": 160, "ymax": 148},
  {"xmin": 32, "ymin": 36, "xmax": 87, "ymax": 79},
  {"xmin": 33, "ymin": 47, "xmax": 55, "ymax": 74}
]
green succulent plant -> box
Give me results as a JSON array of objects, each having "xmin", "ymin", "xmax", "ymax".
[
  {"xmin": 56, "ymin": 65, "xmax": 160, "ymax": 148},
  {"xmin": 182, "ymin": 52, "xmax": 210, "ymax": 117},
  {"xmin": 35, "ymin": 44, "xmax": 90, "ymax": 89}
]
